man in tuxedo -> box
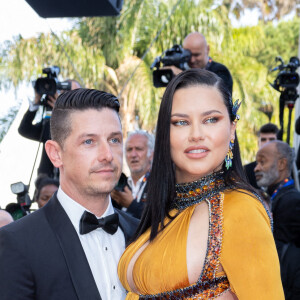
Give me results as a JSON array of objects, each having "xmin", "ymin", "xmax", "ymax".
[
  {"xmin": 167, "ymin": 32, "xmax": 233, "ymax": 94},
  {"xmin": 111, "ymin": 130, "xmax": 154, "ymax": 218},
  {"xmin": 0, "ymin": 88, "xmax": 139, "ymax": 300}
]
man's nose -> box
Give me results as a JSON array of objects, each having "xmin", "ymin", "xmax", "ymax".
[
  {"xmin": 97, "ymin": 142, "xmax": 113, "ymax": 162},
  {"xmin": 130, "ymin": 149, "xmax": 138, "ymax": 157}
]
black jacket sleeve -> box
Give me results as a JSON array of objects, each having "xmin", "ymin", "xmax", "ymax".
[
  {"xmin": 0, "ymin": 228, "xmax": 35, "ymax": 299},
  {"xmin": 18, "ymin": 109, "xmax": 43, "ymax": 142}
]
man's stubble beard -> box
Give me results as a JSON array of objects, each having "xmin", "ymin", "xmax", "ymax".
[
  {"xmin": 82, "ymin": 172, "xmax": 120, "ymax": 198},
  {"xmin": 256, "ymin": 161, "xmax": 279, "ymax": 188}
]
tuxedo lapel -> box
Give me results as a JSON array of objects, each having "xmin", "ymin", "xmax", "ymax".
[
  {"xmin": 114, "ymin": 208, "xmax": 139, "ymax": 245},
  {"xmin": 43, "ymin": 195, "xmax": 102, "ymax": 300}
]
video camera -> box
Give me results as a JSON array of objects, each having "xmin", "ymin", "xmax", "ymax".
[
  {"xmin": 34, "ymin": 66, "xmax": 71, "ymax": 97},
  {"xmin": 270, "ymin": 56, "xmax": 300, "ymax": 103},
  {"xmin": 270, "ymin": 56, "xmax": 300, "ymax": 145},
  {"xmin": 151, "ymin": 45, "xmax": 191, "ymax": 88}
]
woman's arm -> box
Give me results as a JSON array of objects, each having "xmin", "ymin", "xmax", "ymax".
[{"xmin": 221, "ymin": 191, "xmax": 284, "ymax": 300}]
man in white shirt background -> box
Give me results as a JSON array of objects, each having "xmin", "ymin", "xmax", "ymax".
[
  {"xmin": 111, "ymin": 130, "xmax": 154, "ymax": 219},
  {"xmin": 0, "ymin": 88, "xmax": 138, "ymax": 300}
]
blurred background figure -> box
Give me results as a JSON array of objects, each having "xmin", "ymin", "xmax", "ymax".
[
  {"xmin": 244, "ymin": 122, "xmax": 279, "ymax": 189},
  {"xmin": 33, "ymin": 174, "xmax": 59, "ymax": 208},
  {"xmin": 0, "ymin": 209, "xmax": 14, "ymax": 228},
  {"xmin": 18, "ymin": 79, "xmax": 81, "ymax": 178},
  {"xmin": 255, "ymin": 140, "xmax": 300, "ymax": 300},
  {"xmin": 111, "ymin": 130, "xmax": 154, "ymax": 218},
  {"xmin": 167, "ymin": 32, "xmax": 233, "ymax": 94}
]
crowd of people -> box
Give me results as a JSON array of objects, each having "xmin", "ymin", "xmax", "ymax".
[{"xmin": 0, "ymin": 31, "xmax": 299, "ymax": 300}]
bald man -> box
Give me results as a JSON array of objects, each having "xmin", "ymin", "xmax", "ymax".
[
  {"xmin": 0, "ymin": 210, "xmax": 13, "ymax": 228},
  {"xmin": 170, "ymin": 32, "xmax": 233, "ymax": 94}
]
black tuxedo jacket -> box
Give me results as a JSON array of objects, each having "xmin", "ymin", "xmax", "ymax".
[{"xmin": 0, "ymin": 194, "xmax": 139, "ymax": 300}]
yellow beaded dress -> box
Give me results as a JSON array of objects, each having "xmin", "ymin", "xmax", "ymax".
[{"xmin": 118, "ymin": 173, "xmax": 284, "ymax": 299}]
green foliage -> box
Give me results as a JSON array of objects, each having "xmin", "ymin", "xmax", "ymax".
[{"xmin": 0, "ymin": 0, "xmax": 299, "ymax": 163}]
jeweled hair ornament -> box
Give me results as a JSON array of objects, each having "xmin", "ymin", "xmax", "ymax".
[{"xmin": 232, "ymin": 99, "xmax": 242, "ymax": 122}]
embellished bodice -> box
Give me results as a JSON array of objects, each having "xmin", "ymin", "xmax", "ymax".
[
  {"xmin": 118, "ymin": 172, "xmax": 232, "ymax": 299},
  {"xmin": 172, "ymin": 171, "xmax": 227, "ymax": 210}
]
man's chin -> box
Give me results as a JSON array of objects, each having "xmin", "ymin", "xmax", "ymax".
[
  {"xmin": 86, "ymin": 181, "xmax": 118, "ymax": 196},
  {"xmin": 256, "ymin": 178, "xmax": 270, "ymax": 188}
]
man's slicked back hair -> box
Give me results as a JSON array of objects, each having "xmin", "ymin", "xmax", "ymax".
[
  {"xmin": 51, "ymin": 88, "xmax": 120, "ymax": 147},
  {"xmin": 259, "ymin": 123, "xmax": 279, "ymax": 135}
]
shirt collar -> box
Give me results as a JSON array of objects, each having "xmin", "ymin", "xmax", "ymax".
[
  {"xmin": 127, "ymin": 174, "xmax": 146, "ymax": 189},
  {"xmin": 57, "ymin": 187, "xmax": 114, "ymax": 233}
]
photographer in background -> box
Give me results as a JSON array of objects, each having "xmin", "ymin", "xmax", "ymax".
[
  {"xmin": 168, "ymin": 32, "xmax": 233, "ymax": 94},
  {"xmin": 18, "ymin": 79, "xmax": 81, "ymax": 178},
  {"xmin": 111, "ymin": 130, "xmax": 154, "ymax": 219}
]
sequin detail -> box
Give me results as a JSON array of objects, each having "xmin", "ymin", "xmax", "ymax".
[
  {"xmin": 172, "ymin": 171, "xmax": 228, "ymax": 210},
  {"xmin": 137, "ymin": 192, "xmax": 230, "ymax": 299}
]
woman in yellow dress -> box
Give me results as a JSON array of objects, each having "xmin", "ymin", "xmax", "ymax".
[{"xmin": 118, "ymin": 69, "xmax": 284, "ymax": 299}]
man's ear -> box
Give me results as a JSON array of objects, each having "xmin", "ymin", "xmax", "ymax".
[
  {"xmin": 277, "ymin": 157, "xmax": 287, "ymax": 172},
  {"xmin": 45, "ymin": 140, "xmax": 63, "ymax": 168}
]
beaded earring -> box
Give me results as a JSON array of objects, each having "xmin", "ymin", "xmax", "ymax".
[{"xmin": 225, "ymin": 139, "xmax": 234, "ymax": 170}]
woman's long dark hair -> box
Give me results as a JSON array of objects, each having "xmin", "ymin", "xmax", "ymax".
[{"xmin": 133, "ymin": 69, "xmax": 257, "ymax": 241}]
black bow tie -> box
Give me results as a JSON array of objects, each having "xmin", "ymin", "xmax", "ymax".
[{"xmin": 79, "ymin": 211, "xmax": 119, "ymax": 235}]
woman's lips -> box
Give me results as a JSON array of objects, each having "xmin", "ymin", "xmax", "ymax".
[{"xmin": 184, "ymin": 146, "xmax": 209, "ymax": 158}]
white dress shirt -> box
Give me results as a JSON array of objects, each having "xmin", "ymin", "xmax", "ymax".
[
  {"xmin": 57, "ymin": 187, "xmax": 126, "ymax": 300},
  {"xmin": 127, "ymin": 175, "xmax": 146, "ymax": 202}
]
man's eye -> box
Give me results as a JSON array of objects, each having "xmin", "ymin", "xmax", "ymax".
[
  {"xmin": 84, "ymin": 139, "xmax": 93, "ymax": 145},
  {"xmin": 173, "ymin": 120, "xmax": 188, "ymax": 126},
  {"xmin": 110, "ymin": 138, "xmax": 121, "ymax": 144},
  {"xmin": 205, "ymin": 117, "xmax": 218, "ymax": 124}
]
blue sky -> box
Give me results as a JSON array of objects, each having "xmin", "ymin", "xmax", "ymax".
[
  {"xmin": 0, "ymin": 0, "xmax": 262, "ymax": 117},
  {"xmin": 0, "ymin": 0, "xmax": 75, "ymax": 116},
  {"xmin": 0, "ymin": 0, "xmax": 74, "ymax": 43}
]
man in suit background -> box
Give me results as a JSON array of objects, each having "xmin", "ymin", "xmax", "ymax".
[
  {"xmin": 111, "ymin": 130, "xmax": 154, "ymax": 218},
  {"xmin": 244, "ymin": 122, "xmax": 279, "ymax": 189},
  {"xmin": 254, "ymin": 140, "xmax": 300, "ymax": 299},
  {"xmin": 0, "ymin": 88, "xmax": 138, "ymax": 300}
]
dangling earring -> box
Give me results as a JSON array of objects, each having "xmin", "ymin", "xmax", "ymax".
[{"xmin": 225, "ymin": 139, "xmax": 234, "ymax": 170}]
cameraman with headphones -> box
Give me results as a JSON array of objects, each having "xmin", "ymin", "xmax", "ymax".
[
  {"xmin": 18, "ymin": 79, "xmax": 81, "ymax": 178},
  {"xmin": 168, "ymin": 32, "xmax": 233, "ymax": 94}
]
